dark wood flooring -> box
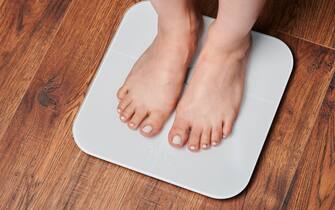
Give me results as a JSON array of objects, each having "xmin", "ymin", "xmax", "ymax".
[{"xmin": 0, "ymin": 0, "xmax": 334, "ymax": 209}]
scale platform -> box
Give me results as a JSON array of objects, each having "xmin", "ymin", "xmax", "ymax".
[{"xmin": 73, "ymin": 2, "xmax": 293, "ymax": 199}]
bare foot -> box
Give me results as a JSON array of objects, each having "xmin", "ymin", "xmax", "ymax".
[
  {"xmin": 117, "ymin": 9, "xmax": 200, "ymax": 137},
  {"xmin": 168, "ymin": 23, "xmax": 251, "ymax": 151}
]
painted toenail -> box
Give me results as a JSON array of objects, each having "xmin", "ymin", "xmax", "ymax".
[
  {"xmin": 202, "ymin": 144, "xmax": 208, "ymax": 149},
  {"xmin": 117, "ymin": 108, "xmax": 121, "ymax": 113},
  {"xmin": 212, "ymin": 141, "xmax": 218, "ymax": 146},
  {"xmin": 172, "ymin": 135, "xmax": 182, "ymax": 145},
  {"xmin": 129, "ymin": 122, "xmax": 135, "ymax": 127},
  {"xmin": 142, "ymin": 125, "xmax": 153, "ymax": 133},
  {"xmin": 190, "ymin": 145, "xmax": 196, "ymax": 150},
  {"xmin": 223, "ymin": 134, "xmax": 227, "ymax": 139},
  {"xmin": 120, "ymin": 116, "xmax": 126, "ymax": 121}
]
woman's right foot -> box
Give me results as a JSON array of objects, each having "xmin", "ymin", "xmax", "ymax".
[
  {"xmin": 168, "ymin": 23, "xmax": 251, "ymax": 151},
  {"xmin": 117, "ymin": 3, "xmax": 200, "ymax": 137}
]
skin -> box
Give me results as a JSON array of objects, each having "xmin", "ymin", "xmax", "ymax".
[{"xmin": 117, "ymin": 0, "xmax": 265, "ymax": 151}]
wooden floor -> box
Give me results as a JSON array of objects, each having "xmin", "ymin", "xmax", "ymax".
[{"xmin": 0, "ymin": 0, "xmax": 334, "ymax": 209}]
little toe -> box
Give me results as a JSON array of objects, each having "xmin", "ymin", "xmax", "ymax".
[
  {"xmin": 120, "ymin": 103, "xmax": 135, "ymax": 122},
  {"xmin": 200, "ymin": 128, "xmax": 211, "ymax": 150},
  {"xmin": 223, "ymin": 117, "xmax": 234, "ymax": 138},
  {"xmin": 211, "ymin": 124, "xmax": 223, "ymax": 146},
  {"xmin": 188, "ymin": 128, "xmax": 201, "ymax": 152},
  {"xmin": 168, "ymin": 119, "xmax": 190, "ymax": 148},
  {"xmin": 139, "ymin": 111, "xmax": 168, "ymax": 137},
  {"xmin": 117, "ymin": 85, "xmax": 128, "ymax": 100},
  {"xmin": 128, "ymin": 108, "xmax": 148, "ymax": 130}
]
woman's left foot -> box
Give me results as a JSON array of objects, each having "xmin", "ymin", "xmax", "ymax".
[
  {"xmin": 168, "ymin": 23, "xmax": 251, "ymax": 151},
  {"xmin": 116, "ymin": 4, "xmax": 200, "ymax": 137}
]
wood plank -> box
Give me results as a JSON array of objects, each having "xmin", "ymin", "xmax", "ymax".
[
  {"xmin": 0, "ymin": 0, "xmax": 73, "ymax": 140},
  {"xmin": 281, "ymin": 76, "xmax": 335, "ymax": 210},
  {"xmin": 198, "ymin": 0, "xmax": 335, "ymax": 49}
]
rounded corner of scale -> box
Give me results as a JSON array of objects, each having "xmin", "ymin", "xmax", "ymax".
[{"xmin": 72, "ymin": 123, "xmax": 92, "ymax": 156}]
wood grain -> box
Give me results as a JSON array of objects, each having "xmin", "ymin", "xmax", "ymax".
[
  {"xmin": 0, "ymin": 0, "xmax": 73, "ymax": 140},
  {"xmin": 0, "ymin": 0, "xmax": 334, "ymax": 209}
]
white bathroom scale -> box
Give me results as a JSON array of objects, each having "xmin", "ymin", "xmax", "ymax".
[{"xmin": 72, "ymin": 2, "xmax": 293, "ymax": 199}]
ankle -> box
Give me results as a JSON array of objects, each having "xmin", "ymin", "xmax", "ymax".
[
  {"xmin": 206, "ymin": 22, "xmax": 251, "ymax": 58},
  {"xmin": 155, "ymin": 10, "xmax": 201, "ymax": 58},
  {"xmin": 157, "ymin": 5, "xmax": 201, "ymax": 38}
]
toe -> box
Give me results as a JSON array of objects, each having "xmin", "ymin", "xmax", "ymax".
[
  {"xmin": 139, "ymin": 111, "xmax": 168, "ymax": 137},
  {"xmin": 117, "ymin": 96, "xmax": 132, "ymax": 113},
  {"xmin": 200, "ymin": 128, "xmax": 211, "ymax": 150},
  {"xmin": 117, "ymin": 85, "xmax": 128, "ymax": 100},
  {"xmin": 188, "ymin": 128, "xmax": 201, "ymax": 152},
  {"xmin": 128, "ymin": 108, "xmax": 148, "ymax": 130},
  {"xmin": 223, "ymin": 117, "xmax": 235, "ymax": 138},
  {"xmin": 211, "ymin": 123, "xmax": 223, "ymax": 146},
  {"xmin": 168, "ymin": 118, "xmax": 190, "ymax": 148},
  {"xmin": 120, "ymin": 103, "xmax": 135, "ymax": 122}
]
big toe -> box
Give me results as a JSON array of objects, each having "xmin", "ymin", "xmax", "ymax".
[
  {"xmin": 168, "ymin": 118, "xmax": 190, "ymax": 148},
  {"xmin": 139, "ymin": 111, "xmax": 168, "ymax": 137}
]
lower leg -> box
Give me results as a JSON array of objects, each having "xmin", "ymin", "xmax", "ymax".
[
  {"xmin": 212, "ymin": 0, "xmax": 266, "ymax": 49},
  {"xmin": 204, "ymin": 0, "xmax": 266, "ymax": 66},
  {"xmin": 216, "ymin": 0, "xmax": 265, "ymax": 32},
  {"xmin": 151, "ymin": 0, "xmax": 200, "ymax": 34}
]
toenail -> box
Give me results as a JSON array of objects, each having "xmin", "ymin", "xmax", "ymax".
[
  {"xmin": 129, "ymin": 122, "xmax": 135, "ymax": 127},
  {"xmin": 190, "ymin": 145, "xmax": 196, "ymax": 150},
  {"xmin": 142, "ymin": 125, "xmax": 153, "ymax": 133},
  {"xmin": 120, "ymin": 116, "xmax": 126, "ymax": 121},
  {"xmin": 202, "ymin": 144, "xmax": 208, "ymax": 149},
  {"xmin": 117, "ymin": 108, "xmax": 121, "ymax": 113},
  {"xmin": 172, "ymin": 135, "xmax": 182, "ymax": 145},
  {"xmin": 212, "ymin": 141, "xmax": 218, "ymax": 146},
  {"xmin": 223, "ymin": 134, "xmax": 227, "ymax": 139}
]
